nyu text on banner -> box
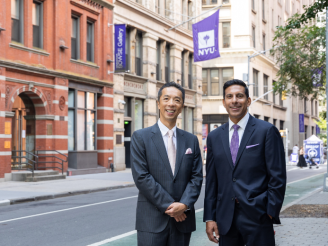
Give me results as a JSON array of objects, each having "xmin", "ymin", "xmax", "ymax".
[
  {"xmin": 115, "ymin": 24, "xmax": 126, "ymax": 70},
  {"xmin": 192, "ymin": 10, "xmax": 220, "ymax": 62}
]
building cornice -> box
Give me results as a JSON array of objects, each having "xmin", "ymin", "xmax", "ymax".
[{"xmin": 0, "ymin": 59, "xmax": 113, "ymax": 88}]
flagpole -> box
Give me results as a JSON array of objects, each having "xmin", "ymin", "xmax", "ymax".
[{"xmin": 167, "ymin": 4, "xmax": 223, "ymax": 31}]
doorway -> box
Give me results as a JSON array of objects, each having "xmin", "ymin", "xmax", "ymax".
[{"xmin": 11, "ymin": 93, "xmax": 36, "ymax": 167}]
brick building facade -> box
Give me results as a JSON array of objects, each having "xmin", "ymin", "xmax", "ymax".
[{"xmin": 0, "ymin": 0, "xmax": 114, "ymax": 181}]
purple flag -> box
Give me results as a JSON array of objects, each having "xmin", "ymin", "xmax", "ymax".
[
  {"xmin": 299, "ymin": 114, "xmax": 304, "ymax": 133},
  {"xmin": 316, "ymin": 125, "xmax": 320, "ymax": 135},
  {"xmin": 312, "ymin": 66, "xmax": 324, "ymax": 87},
  {"xmin": 115, "ymin": 24, "xmax": 126, "ymax": 70},
  {"xmin": 192, "ymin": 10, "xmax": 220, "ymax": 62}
]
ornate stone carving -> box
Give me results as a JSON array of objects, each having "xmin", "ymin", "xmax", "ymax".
[{"xmin": 59, "ymin": 96, "xmax": 65, "ymax": 111}]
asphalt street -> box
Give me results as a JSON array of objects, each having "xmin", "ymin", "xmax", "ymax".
[{"xmin": 0, "ymin": 165, "xmax": 326, "ymax": 246}]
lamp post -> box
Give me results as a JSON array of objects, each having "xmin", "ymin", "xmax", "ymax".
[{"xmin": 324, "ymin": 7, "xmax": 328, "ymax": 192}]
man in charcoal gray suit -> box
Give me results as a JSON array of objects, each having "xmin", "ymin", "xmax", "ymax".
[{"xmin": 131, "ymin": 82, "xmax": 203, "ymax": 246}]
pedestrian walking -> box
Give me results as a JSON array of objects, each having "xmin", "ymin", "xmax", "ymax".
[
  {"xmin": 297, "ymin": 147, "xmax": 307, "ymax": 168},
  {"xmin": 131, "ymin": 82, "xmax": 203, "ymax": 246},
  {"xmin": 204, "ymin": 79, "xmax": 287, "ymax": 246}
]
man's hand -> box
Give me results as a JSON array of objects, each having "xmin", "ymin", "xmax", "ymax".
[
  {"xmin": 174, "ymin": 213, "xmax": 187, "ymax": 222},
  {"xmin": 165, "ymin": 202, "xmax": 187, "ymax": 217},
  {"xmin": 206, "ymin": 221, "xmax": 219, "ymax": 243}
]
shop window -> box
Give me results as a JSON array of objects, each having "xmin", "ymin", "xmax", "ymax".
[
  {"xmin": 253, "ymin": 69, "xmax": 259, "ymax": 97},
  {"xmin": 87, "ymin": 21, "xmax": 94, "ymax": 62},
  {"xmin": 165, "ymin": 44, "xmax": 170, "ymax": 82},
  {"xmin": 222, "ymin": 22, "xmax": 230, "ymax": 48},
  {"xmin": 263, "ymin": 74, "xmax": 268, "ymax": 100},
  {"xmin": 68, "ymin": 89, "xmax": 96, "ymax": 151},
  {"xmin": 11, "ymin": 0, "xmax": 24, "ymax": 43},
  {"xmin": 134, "ymin": 99, "xmax": 143, "ymax": 131},
  {"xmin": 135, "ymin": 31, "xmax": 143, "ymax": 76},
  {"xmin": 202, "ymin": 70, "xmax": 208, "ymax": 96},
  {"xmin": 32, "ymin": 1, "xmax": 43, "ymax": 48},
  {"xmin": 71, "ymin": 16, "xmax": 80, "ymax": 60},
  {"xmin": 188, "ymin": 54, "xmax": 193, "ymax": 89}
]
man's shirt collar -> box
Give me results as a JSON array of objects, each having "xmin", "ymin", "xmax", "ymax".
[
  {"xmin": 228, "ymin": 112, "xmax": 250, "ymax": 131},
  {"xmin": 157, "ymin": 119, "xmax": 177, "ymax": 137}
]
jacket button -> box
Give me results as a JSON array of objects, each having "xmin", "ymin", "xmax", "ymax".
[{"xmin": 233, "ymin": 178, "xmax": 236, "ymax": 182}]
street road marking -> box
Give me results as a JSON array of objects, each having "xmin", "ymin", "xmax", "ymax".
[
  {"xmin": 87, "ymin": 208, "xmax": 205, "ymax": 246},
  {"xmin": 0, "ymin": 195, "xmax": 137, "ymax": 224}
]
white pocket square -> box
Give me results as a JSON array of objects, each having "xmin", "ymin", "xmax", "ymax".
[
  {"xmin": 246, "ymin": 143, "xmax": 260, "ymax": 149},
  {"xmin": 185, "ymin": 148, "xmax": 192, "ymax": 154}
]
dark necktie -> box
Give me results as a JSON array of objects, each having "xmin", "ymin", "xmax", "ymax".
[{"xmin": 231, "ymin": 124, "xmax": 240, "ymax": 165}]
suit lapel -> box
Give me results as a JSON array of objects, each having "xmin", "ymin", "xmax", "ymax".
[
  {"xmin": 220, "ymin": 123, "xmax": 234, "ymax": 169},
  {"xmin": 174, "ymin": 128, "xmax": 185, "ymax": 178},
  {"xmin": 234, "ymin": 116, "xmax": 256, "ymax": 169},
  {"xmin": 151, "ymin": 124, "xmax": 174, "ymax": 179}
]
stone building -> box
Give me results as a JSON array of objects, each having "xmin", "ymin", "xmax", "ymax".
[
  {"xmin": 201, "ymin": 0, "xmax": 319, "ymax": 154},
  {"xmin": 113, "ymin": 0, "xmax": 203, "ymax": 170},
  {"xmin": 0, "ymin": 0, "xmax": 114, "ymax": 181}
]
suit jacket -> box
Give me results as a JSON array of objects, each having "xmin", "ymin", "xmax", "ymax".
[
  {"xmin": 203, "ymin": 115, "xmax": 286, "ymax": 235},
  {"xmin": 131, "ymin": 123, "xmax": 203, "ymax": 233}
]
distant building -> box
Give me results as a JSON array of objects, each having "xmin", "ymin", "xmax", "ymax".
[
  {"xmin": 112, "ymin": 0, "xmax": 203, "ymax": 170},
  {"xmin": 201, "ymin": 0, "xmax": 319, "ymax": 154},
  {"xmin": 0, "ymin": 0, "xmax": 114, "ymax": 181}
]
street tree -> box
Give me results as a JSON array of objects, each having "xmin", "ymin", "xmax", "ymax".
[{"xmin": 271, "ymin": 12, "xmax": 326, "ymax": 98}]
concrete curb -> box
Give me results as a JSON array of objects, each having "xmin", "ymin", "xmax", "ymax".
[
  {"xmin": 5, "ymin": 183, "xmax": 136, "ymax": 206},
  {"xmin": 0, "ymin": 200, "xmax": 10, "ymax": 207},
  {"xmin": 280, "ymin": 186, "xmax": 323, "ymax": 212}
]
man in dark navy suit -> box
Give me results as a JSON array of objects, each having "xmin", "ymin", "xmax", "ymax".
[{"xmin": 204, "ymin": 79, "xmax": 286, "ymax": 246}]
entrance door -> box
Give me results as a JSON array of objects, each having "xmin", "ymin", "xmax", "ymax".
[
  {"xmin": 11, "ymin": 94, "xmax": 36, "ymax": 166},
  {"xmin": 124, "ymin": 121, "xmax": 132, "ymax": 168}
]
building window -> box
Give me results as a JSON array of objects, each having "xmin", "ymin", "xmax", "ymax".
[
  {"xmin": 181, "ymin": 51, "xmax": 185, "ymax": 87},
  {"xmin": 315, "ymin": 101, "xmax": 318, "ymax": 116},
  {"xmin": 134, "ymin": 99, "xmax": 143, "ymax": 131},
  {"xmin": 252, "ymin": 26, "xmax": 256, "ymax": 48},
  {"xmin": 211, "ymin": 70, "xmax": 219, "ymax": 96},
  {"xmin": 223, "ymin": 0, "xmax": 229, "ymax": 3},
  {"xmin": 202, "ymin": 70, "xmax": 208, "ymax": 96},
  {"xmin": 86, "ymin": 21, "xmax": 94, "ymax": 62},
  {"xmin": 156, "ymin": 41, "xmax": 161, "ymax": 81},
  {"xmin": 252, "ymin": 0, "xmax": 255, "ymax": 10},
  {"xmin": 188, "ymin": 54, "xmax": 193, "ymax": 89},
  {"xmin": 254, "ymin": 114, "xmax": 260, "ymax": 119},
  {"xmin": 11, "ymin": 0, "xmax": 23, "ymax": 43},
  {"xmin": 71, "ymin": 16, "xmax": 80, "ymax": 60},
  {"xmin": 305, "ymin": 125, "xmax": 308, "ymax": 139},
  {"xmin": 223, "ymin": 68, "xmax": 233, "ymax": 84},
  {"xmin": 68, "ymin": 89, "xmax": 96, "ymax": 151},
  {"xmin": 222, "ymin": 22, "xmax": 231, "ymax": 48},
  {"xmin": 263, "ymin": 74, "xmax": 268, "ymax": 100},
  {"xmin": 181, "ymin": 107, "xmax": 194, "ymax": 133},
  {"xmin": 280, "ymin": 120, "xmax": 284, "ymax": 130},
  {"xmin": 262, "ymin": 0, "xmax": 265, "ymax": 20},
  {"xmin": 263, "ymin": 34, "xmax": 266, "ymax": 53},
  {"xmin": 32, "ymin": 1, "xmax": 43, "ymax": 48},
  {"xmin": 272, "ymin": 81, "xmax": 276, "ymax": 104},
  {"xmin": 188, "ymin": 1, "xmax": 193, "ymax": 30},
  {"xmin": 165, "ymin": 44, "xmax": 170, "ymax": 82},
  {"xmin": 279, "ymin": 92, "xmax": 283, "ymax": 106},
  {"xmin": 273, "ymin": 118, "xmax": 277, "ymax": 127},
  {"xmin": 304, "ymin": 98, "xmax": 307, "ymax": 114},
  {"xmin": 311, "ymin": 99, "xmax": 314, "ymax": 115},
  {"xmin": 135, "ymin": 31, "xmax": 143, "ymax": 76},
  {"xmin": 253, "ymin": 69, "xmax": 259, "ymax": 97},
  {"xmin": 264, "ymin": 116, "xmax": 269, "ymax": 122}
]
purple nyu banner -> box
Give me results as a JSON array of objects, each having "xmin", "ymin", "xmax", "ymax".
[
  {"xmin": 299, "ymin": 114, "xmax": 304, "ymax": 133},
  {"xmin": 312, "ymin": 66, "xmax": 324, "ymax": 87},
  {"xmin": 115, "ymin": 24, "xmax": 126, "ymax": 70},
  {"xmin": 192, "ymin": 10, "xmax": 220, "ymax": 62}
]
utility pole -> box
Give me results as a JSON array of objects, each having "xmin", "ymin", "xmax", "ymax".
[{"xmin": 324, "ymin": 7, "xmax": 328, "ymax": 192}]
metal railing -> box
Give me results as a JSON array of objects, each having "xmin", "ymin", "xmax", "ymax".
[
  {"xmin": 35, "ymin": 150, "xmax": 67, "ymax": 175},
  {"xmin": 11, "ymin": 150, "xmax": 38, "ymax": 177}
]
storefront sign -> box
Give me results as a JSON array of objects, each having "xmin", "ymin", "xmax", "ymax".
[
  {"xmin": 299, "ymin": 114, "xmax": 304, "ymax": 133},
  {"xmin": 115, "ymin": 24, "xmax": 126, "ymax": 70},
  {"xmin": 192, "ymin": 10, "xmax": 220, "ymax": 62},
  {"xmin": 5, "ymin": 122, "xmax": 11, "ymax": 135}
]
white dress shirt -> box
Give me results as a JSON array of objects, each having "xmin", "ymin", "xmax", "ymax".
[
  {"xmin": 157, "ymin": 119, "xmax": 177, "ymax": 153},
  {"xmin": 228, "ymin": 112, "xmax": 250, "ymax": 147}
]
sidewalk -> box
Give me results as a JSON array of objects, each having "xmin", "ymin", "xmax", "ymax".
[
  {"xmin": 0, "ymin": 169, "xmax": 135, "ymax": 206},
  {"xmin": 275, "ymin": 189, "xmax": 328, "ymax": 246}
]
